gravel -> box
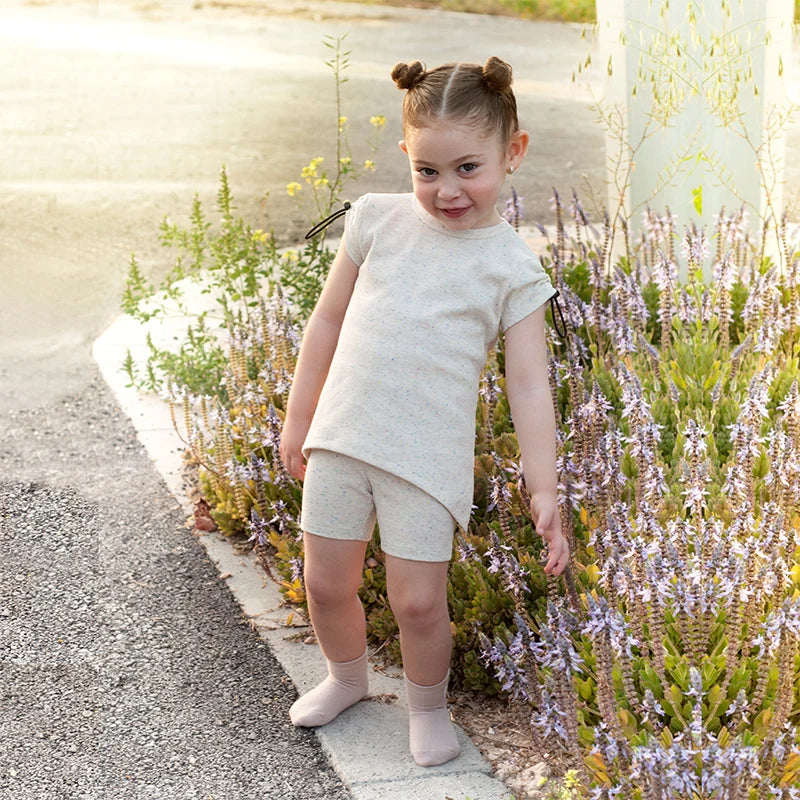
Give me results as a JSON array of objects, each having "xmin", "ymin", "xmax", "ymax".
[{"xmin": 0, "ymin": 371, "xmax": 351, "ymax": 800}]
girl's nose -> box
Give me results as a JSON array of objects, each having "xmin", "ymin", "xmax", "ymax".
[{"xmin": 437, "ymin": 178, "xmax": 461, "ymax": 200}]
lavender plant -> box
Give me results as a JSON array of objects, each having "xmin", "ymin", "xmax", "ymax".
[{"xmin": 480, "ymin": 192, "xmax": 800, "ymax": 797}]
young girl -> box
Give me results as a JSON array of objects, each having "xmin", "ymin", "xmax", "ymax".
[{"xmin": 279, "ymin": 56, "xmax": 570, "ymax": 768}]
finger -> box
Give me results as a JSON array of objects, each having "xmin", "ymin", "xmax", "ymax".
[
  {"xmin": 544, "ymin": 542, "xmax": 569, "ymax": 575},
  {"xmin": 290, "ymin": 455, "xmax": 306, "ymax": 481},
  {"xmin": 286, "ymin": 457, "xmax": 301, "ymax": 480},
  {"xmin": 555, "ymin": 545, "xmax": 570, "ymax": 575}
]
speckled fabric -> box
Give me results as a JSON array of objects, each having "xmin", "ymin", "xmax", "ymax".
[
  {"xmin": 303, "ymin": 192, "xmax": 555, "ymax": 530},
  {"xmin": 300, "ymin": 449, "xmax": 456, "ymax": 562}
]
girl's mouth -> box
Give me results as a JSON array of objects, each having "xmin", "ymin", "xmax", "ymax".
[{"xmin": 440, "ymin": 206, "xmax": 470, "ymax": 219}]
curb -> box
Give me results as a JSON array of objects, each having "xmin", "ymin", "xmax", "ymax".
[{"xmin": 92, "ymin": 301, "xmax": 515, "ymax": 800}]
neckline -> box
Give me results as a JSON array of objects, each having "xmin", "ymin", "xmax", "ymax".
[{"xmin": 410, "ymin": 195, "xmax": 509, "ymax": 239}]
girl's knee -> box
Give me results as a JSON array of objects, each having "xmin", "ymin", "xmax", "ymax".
[
  {"xmin": 305, "ymin": 569, "xmax": 357, "ymax": 609},
  {"xmin": 303, "ymin": 533, "xmax": 366, "ymax": 608},
  {"xmin": 389, "ymin": 589, "xmax": 448, "ymax": 629},
  {"xmin": 385, "ymin": 555, "xmax": 450, "ymax": 628}
]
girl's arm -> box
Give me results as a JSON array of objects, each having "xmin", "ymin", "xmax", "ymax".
[
  {"xmin": 504, "ymin": 304, "xmax": 570, "ymax": 576},
  {"xmin": 279, "ymin": 239, "xmax": 360, "ymax": 480}
]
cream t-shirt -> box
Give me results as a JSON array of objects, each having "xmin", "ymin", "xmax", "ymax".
[{"xmin": 303, "ymin": 193, "xmax": 556, "ymax": 530}]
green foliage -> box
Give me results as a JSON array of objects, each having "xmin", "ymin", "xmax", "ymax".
[
  {"xmin": 121, "ymin": 34, "xmax": 383, "ymax": 396},
  {"xmin": 277, "ymin": 239, "xmax": 337, "ymax": 319},
  {"xmin": 120, "ymin": 168, "xmax": 276, "ymax": 400}
]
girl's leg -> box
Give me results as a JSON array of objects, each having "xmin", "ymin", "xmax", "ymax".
[
  {"xmin": 385, "ymin": 555, "xmax": 451, "ymax": 683},
  {"xmin": 304, "ymin": 532, "xmax": 369, "ymax": 661},
  {"xmin": 385, "ymin": 555, "xmax": 459, "ymax": 766},
  {"xmin": 290, "ymin": 533, "xmax": 370, "ymax": 727}
]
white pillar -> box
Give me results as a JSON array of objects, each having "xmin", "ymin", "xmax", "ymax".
[{"xmin": 595, "ymin": 0, "xmax": 794, "ymax": 275}]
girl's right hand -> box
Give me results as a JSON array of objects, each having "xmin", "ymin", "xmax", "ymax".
[{"xmin": 279, "ymin": 415, "xmax": 310, "ymax": 480}]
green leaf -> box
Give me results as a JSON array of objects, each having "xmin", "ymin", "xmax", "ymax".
[{"xmin": 691, "ymin": 185, "xmax": 703, "ymax": 216}]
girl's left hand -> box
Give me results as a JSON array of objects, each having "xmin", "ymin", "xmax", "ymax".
[{"xmin": 530, "ymin": 494, "xmax": 570, "ymax": 576}]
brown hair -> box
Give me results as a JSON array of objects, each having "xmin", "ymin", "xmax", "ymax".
[{"xmin": 391, "ymin": 56, "xmax": 519, "ymax": 145}]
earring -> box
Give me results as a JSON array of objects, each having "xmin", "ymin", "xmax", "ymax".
[{"xmin": 506, "ymin": 166, "xmax": 515, "ymax": 175}]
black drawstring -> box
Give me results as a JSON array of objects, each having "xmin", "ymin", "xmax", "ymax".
[
  {"xmin": 549, "ymin": 291, "xmax": 567, "ymax": 340},
  {"xmin": 304, "ymin": 200, "xmax": 568, "ymax": 342},
  {"xmin": 305, "ymin": 202, "xmax": 351, "ymax": 240}
]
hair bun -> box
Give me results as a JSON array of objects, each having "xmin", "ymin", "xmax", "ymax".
[
  {"xmin": 482, "ymin": 56, "xmax": 512, "ymax": 92},
  {"xmin": 391, "ymin": 61, "xmax": 426, "ymax": 90}
]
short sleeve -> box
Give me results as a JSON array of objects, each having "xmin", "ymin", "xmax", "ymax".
[
  {"xmin": 343, "ymin": 194, "xmax": 370, "ymax": 267},
  {"xmin": 500, "ymin": 255, "xmax": 557, "ymax": 332}
]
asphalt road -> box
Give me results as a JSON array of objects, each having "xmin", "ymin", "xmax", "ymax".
[{"xmin": 0, "ymin": 384, "xmax": 353, "ymax": 799}]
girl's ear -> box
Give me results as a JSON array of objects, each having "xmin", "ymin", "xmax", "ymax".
[
  {"xmin": 507, "ymin": 129, "xmax": 530, "ymax": 171},
  {"xmin": 399, "ymin": 140, "xmax": 408, "ymax": 155}
]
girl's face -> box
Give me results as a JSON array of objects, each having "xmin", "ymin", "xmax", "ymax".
[{"xmin": 400, "ymin": 118, "xmax": 528, "ymax": 231}]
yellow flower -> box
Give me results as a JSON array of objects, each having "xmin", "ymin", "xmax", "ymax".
[
  {"xmin": 339, "ymin": 156, "xmax": 352, "ymax": 166},
  {"xmin": 338, "ymin": 116, "xmax": 348, "ymax": 131},
  {"xmin": 252, "ymin": 228, "xmax": 270, "ymax": 244},
  {"xmin": 301, "ymin": 157, "xmax": 324, "ymax": 182},
  {"xmin": 370, "ymin": 115, "xmax": 386, "ymax": 129},
  {"xmin": 286, "ymin": 181, "xmax": 302, "ymax": 196},
  {"xmin": 363, "ymin": 159, "xmax": 376, "ymax": 171},
  {"xmin": 314, "ymin": 177, "xmax": 330, "ymax": 188},
  {"xmin": 282, "ymin": 249, "xmax": 299, "ymax": 263}
]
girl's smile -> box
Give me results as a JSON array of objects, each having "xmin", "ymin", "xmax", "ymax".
[
  {"xmin": 440, "ymin": 206, "xmax": 470, "ymax": 219},
  {"xmin": 399, "ymin": 119, "xmax": 527, "ymax": 231}
]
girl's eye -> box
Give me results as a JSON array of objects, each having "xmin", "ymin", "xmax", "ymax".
[
  {"xmin": 460, "ymin": 163, "xmax": 478, "ymax": 173},
  {"xmin": 418, "ymin": 167, "xmax": 437, "ymax": 177}
]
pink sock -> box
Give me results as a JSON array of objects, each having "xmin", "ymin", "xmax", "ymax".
[
  {"xmin": 405, "ymin": 671, "xmax": 460, "ymax": 767},
  {"xmin": 289, "ymin": 649, "xmax": 369, "ymax": 727}
]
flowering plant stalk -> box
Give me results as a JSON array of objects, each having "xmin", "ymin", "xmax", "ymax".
[
  {"xmin": 280, "ymin": 34, "xmax": 385, "ymax": 317},
  {"xmin": 480, "ymin": 190, "xmax": 800, "ymax": 797}
]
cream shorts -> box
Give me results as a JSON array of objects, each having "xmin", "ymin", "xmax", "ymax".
[{"xmin": 300, "ymin": 449, "xmax": 456, "ymax": 563}]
